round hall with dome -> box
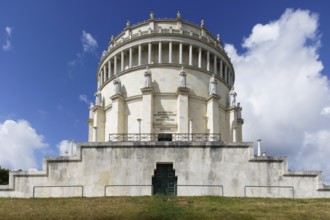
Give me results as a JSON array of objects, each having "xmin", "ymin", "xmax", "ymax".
[
  {"xmin": 1, "ymin": 12, "xmax": 330, "ymax": 198},
  {"xmin": 88, "ymin": 10, "xmax": 243, "ymax": 143}
]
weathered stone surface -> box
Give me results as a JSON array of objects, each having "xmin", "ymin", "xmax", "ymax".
[{"xmin": 1, "ymin": 142, "xmax": 329, "ymax": 198}]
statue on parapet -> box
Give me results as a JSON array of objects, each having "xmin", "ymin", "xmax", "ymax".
[
  {"xmin": 229, "ymin": 87, "xmax": 237, "ymax": 107},
  {"xmin": 113, "ymin": 76, "xmax": 121, "ymax": 95},
  {"xmin": 144, "ymin": 66, "xmax": 152, "ymax": 88},
  {"xmin": 179, "ymin": 66, "xmax": 187, "ymax": 88},
  {"xmin": 200, "ymin": 19, "xmax": 205, "ymax": 28},
  {"xmin": 209, "ymin": 74, "xmax": 217, "ymax": 95},
  {"xmin": 177, "ymin": 11, "xmax": 182, "ymax": 19},
  {"xmin": 149, "ymin": 11, "xmax": 155, "ymax": 20}
]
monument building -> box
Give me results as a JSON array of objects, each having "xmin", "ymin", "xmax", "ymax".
[{"xmin": 1, "ymin": 12, "xmax": 330, "ymax": 198}]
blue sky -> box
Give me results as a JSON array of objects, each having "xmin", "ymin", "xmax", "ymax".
[{"xmin": 1, "ymin": 0, "xmax": 330, "ymax": 180}]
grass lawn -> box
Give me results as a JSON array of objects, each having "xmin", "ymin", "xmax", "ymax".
[{"xmin": 0, "ymin": 196, "xmax": 330, "ymax": 219}]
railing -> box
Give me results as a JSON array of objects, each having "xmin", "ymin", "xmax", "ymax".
[
  {"xmin": 109, "ymin": 133, "xmax": 221, "ymax": 142},
  {"xmin": 244, "ymin": 186, "xmax": 295, "ymax": 198},
  {"xmin": 32, "ymin": 185, "xmax": 84, "ymax": 198}
]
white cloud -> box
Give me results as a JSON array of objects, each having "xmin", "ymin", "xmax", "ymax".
[
  {"xmin": 0, "ymin": 120, "xmax": 48, "ymax": 170},
  {"xmin": 295, "ymin": 130, "xmax": 330, "ymax": 183},
  {"xmin": 37, "ymin": 109, "xmax": 48, "ymax": 116},
  {"xmin": 81, "ymin": 30, "xmax": 98, "ymax": 53},
  {"xmin": 5, "ymin": 26, "xmax": 12, "ymax": 36},
  {"xmin": 2, "ymin": 26, "xmax": 13, "ymax": 51},
  {"xmin": 79, "ymin": 94, "xmax": 91, "ymax": 105},
  {"xmin": 321, "ymin": 106, "xmax": 330, "ymax": 117},
  {"xmin": 57, "ymin": 139, "xmax": 76, "ymax": 156},
  {"xmin": 225, "ymin": 9, "xmax": 330, "ymax": 178},
  {"xmin": 68, "ymin": 31, "xmax": 98, "ymax": 77},
  {"xmin": 2, "ymin": 40, "xmax": 12, "ymax": 51}
]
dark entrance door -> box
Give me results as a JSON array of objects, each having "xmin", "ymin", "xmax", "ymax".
[
  {"xmin": 152, "ymin": 164, "xmax": 177, "ymax": 195},
  {"xmin": 158, "ymin": 134, "xmax": 172, "ymax": 141}
]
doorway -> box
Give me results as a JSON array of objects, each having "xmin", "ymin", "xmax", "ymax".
[
  {"xmin": 152, "ymin": 163, "xmax": 177, "ymax": 195},
  {"xmin": 158, "ymin": 134, "xmax": 172, "ymax": 141}
]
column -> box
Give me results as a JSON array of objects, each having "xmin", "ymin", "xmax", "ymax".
[
  {"xmin": 228, "ymin": 71, "xmax": 231, "ymax": 86},
  {"xmin": 177, "ymin": 87, "xmax": 189, "ymax": 133},
  {"xmin": 108, "ymin": 60, "xmax": 112, "ymax": 78},
  {"xmin": 148, "ymin": 43, "xmax": 152, "ymax": 64},
  {"xmin": 179, "ymin": 43, "xmax": 182, "ymax": 64},
  {"xmin": 137, "ymin": 118, "xmax": 142, "ymax": 140},
  {"xmin": 198, "ymin": 47, "xmax": 202, "ymax": 68},
  {"xmin": 138, "ymin": 45, "xmax": 142, "ymax": 66},
  {"xmin": 121, "ymin": 51, "xmax": 124, "ymax": 71},
  {"xmin": 103, "ymin": 65, "xmax": 107, "ymax": 81},
  {"xmin": 189, "ymin": 119, "xmax": 193, "ymax": 141},
  {"xmin": 225, "ymin": 65, "xmax": 228, "ymax": 83},
  {"xmin": 100, "ymin": 70, "xmax": 103, "ymax": 84},
  {"xmin": 257, "ymin": 139, "xmax": 262, "ymax": 156},
  {"xmin": 129, "ymin": 47, "xmax": 132, "ymax": 68},
  {"xmin": 219, "ymin": 60, "xmax": 223, "ymax": 78},
  {"xmin": 213, "ymin": 55, "xmax": 217, "ymax": 74},
  {"xmin": 97, "ymin": 74, "xmax": 100, "ymax": 88},
  {"xmin": 158, "ymin": 42, "xmax": 162, "ymax": 63},
  {"xmin": 237, "ymin": 109, "xmax": 244, "ymax": 143},
  {"xmin": 189, "ymin": 45, "xmax": 193, "ymax": 66},
  {"xmin": 206, "ymin": 50, "xmax": 210, "ymax": 71},
  {"xmin": 114, "ymin": 55, "xmax": 117, "ymax": 75},
  {"xmin": 169, "ymin": 42, "xmax": 172, "ymax": 63}
]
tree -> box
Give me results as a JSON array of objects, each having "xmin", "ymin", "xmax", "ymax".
[{"xmin": 0, "ymin": 166, "xmax": 9, "ymax": 185}]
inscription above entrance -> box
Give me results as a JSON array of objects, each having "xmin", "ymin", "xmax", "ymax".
[{"xmin": 153, "ymin": 111, "xmax": 176, "ymax": 123}]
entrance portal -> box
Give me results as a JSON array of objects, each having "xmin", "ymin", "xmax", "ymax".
[
  {"xmin": 152, "ymin": 163, "xmax": 177, "ymax": 195},
  {"xmin": 158, "ymin": 134, "xmax": 172, "ymax": 141}
]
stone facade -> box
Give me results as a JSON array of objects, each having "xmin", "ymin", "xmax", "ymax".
[
  {"xmin": 88, "ymin": 12, "xmax": 240, "ymax": 143},
  {"xmin": 1, "ymin": 142, "xmax": 330, "ymax": 198},
  {"xmin": 1, "ymin": 12, "xmax": 329, "ymax": 198}
]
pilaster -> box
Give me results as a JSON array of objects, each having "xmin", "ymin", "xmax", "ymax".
[
  {"xmin": 206, "ymin": 94, "xmax": 220, "ymax": 134},
  {"xmin": 141, "ymin": 87, "xmax": 153, "ymax": 133},
  {"xmin": 93, "ymin": 106, "xmax": 105, "ymax": 142},
  {"xmin": 176, "ymin": 87, "xmax": 190, "ymax": 133},
  {"xmin": 110, "ymin": 94, "xmax": 125, "ymax": 134},
  {"xmin": 88, "ymin": 119, "xmax": 94, "ymax": 142},
  {"xmin": 228, "ymin": 106, "xmax": 237, "ymax": 143}
]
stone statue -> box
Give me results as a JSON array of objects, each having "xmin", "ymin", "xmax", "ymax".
[
  {"xmin": 144, "ymin": 66, "xmax": 152, "ymax": 88},
  {"xmin": 111, "ymin": 35, "xmax": 114, "ymax": 42},
  {"xmin": 229, "ymin": 87, "xmax": 237, "ymax": 107},
  {"xmin": 102, "ymin": 50, "xmax": 106, "ymax": 57},
  {"xmin": 177, "ymin": 10, "xmax": 182, "ymax": 19},
  {"xmin": 200, "ymin": 19, "xmax": 205, "ymax": 28},
  {"xmin": 149, "ymin": 11, "xmax": 155, "ymax": 19},
  {"xmin": 179, "ymin": 67, "xmax": 187, "ymax": 87},
  {"xmin": 94, "ymin": 91, "xmax": 101, "ymax": 106},
  {"xmin": 126, "ymin": 20, "xmax": 131, "ymax": 28},
  {"xmin": 209, "ymin": 74, "xmax": 217, "ymax": 95},
  {"xmin": 113, "ymin": 76, "xmax": 121, "ymax": 95},
  {"xmin": 217, "ymin": 34, "xmax": 221, "ymax": 42}
]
